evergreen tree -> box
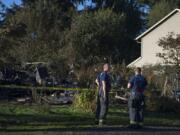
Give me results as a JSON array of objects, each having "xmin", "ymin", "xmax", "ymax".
[
  {"xmin": 148, "ymin": 0, "xmax": 177, "ymax": 27},
  {"xmin": 0, "ymin": 0, "xmax": 74, "ymax": 78}
]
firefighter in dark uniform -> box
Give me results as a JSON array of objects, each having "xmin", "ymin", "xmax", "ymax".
[
  {"xmin": 127, "ymin": 67, "xmax": 147, "ymax": 128},
  {"xmin": 95, "ymin": 64, "xmax": 111, "ymax": 126}
]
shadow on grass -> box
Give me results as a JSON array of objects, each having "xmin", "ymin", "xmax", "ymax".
[
  {"xmin": 0, "ymin": 104, "xmax": 180, "ymax": 131},
  {"xmin": 0, "ymin": 113, "xmax": 94, "ymax": 126},
  {"xmin": 1, "ymin": 126, "xmax": 180, "ymax": 132}
]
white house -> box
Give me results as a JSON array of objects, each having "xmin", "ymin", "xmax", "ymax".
[{"xmin": 128, "ymin": 9, "xmax": 180, "ymax": 67}]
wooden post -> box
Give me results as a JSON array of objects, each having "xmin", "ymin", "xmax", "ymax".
[{"xmin": 31, "ymin": 87, "xmax": 38, "ymax": 103}]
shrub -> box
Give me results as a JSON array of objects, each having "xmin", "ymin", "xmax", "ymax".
[
  {"xmin": 145, "ymin": 90, "xmax": 180, "ymax": 113},
  {"xmin": 143, "ymin": 65, "xmax": 166, "ymax": 91},
  {"xmin": 111, "ymin": 63, "xmax": 134, "ymax": 88},
  {"xmin": 157, "ymin": 97, "xmax": 180, "ymax": 113},
  {"xmin": 145, "ymin": 90, "xmax": 161, "ymax": 112},
  {"xmin": 75, "ymin": 68, "xmax": 95, "ymax": 88},
  {"xmin": 73, "ymin": 89, "xmax": 96, "ymax": 112},
  {"xmin": 73, "ymin": 64, "xmax": 103, "ymax": 88},
  {"xmin": 142, "ymin": 65, "xmax": 180, "ymax": 97}
]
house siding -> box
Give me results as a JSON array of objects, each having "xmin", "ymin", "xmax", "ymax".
[{"xmin": 132, "ymin": 11, "xmax": 180, "ymax": 67}]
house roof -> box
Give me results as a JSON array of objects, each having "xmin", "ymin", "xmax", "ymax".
[
  {"xmin": 127, "ymin": 57, "xmax": 142, "ymax": 67},
  {"xmin": 136, "ymin": 8, "xmax": 180, "ymax": 41}
]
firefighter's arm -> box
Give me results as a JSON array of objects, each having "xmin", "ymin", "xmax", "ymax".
[
  {"xmin": 95, "ymin": 78, "xmax": 99, "ymax": 87},
  {"xmin": 102, "ymin": 80, "xmax": 106, "ymax": 98},
  {"xmin": 127, "ymin": 82, "xmax": 131, "ymax": 89},
  {"xmin": 128, "ymin": 77, "xmax": 134, "ymax": 89}
]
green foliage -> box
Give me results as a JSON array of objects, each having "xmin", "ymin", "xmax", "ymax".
[
  {"xmin": 110, "ymin": 63, "xmax": 134, "ymax": 88},
  {"xmin": 92, "ymin": 0, "xmax": 144, "ymax": 35},
  {"xmin": 142, "ymin": 65, "xmax": 166, "ymax": 91},
  {"xmin": 69, "ymin": 9, "xmax": 127, "ymax": 65},
  {"xmin": 0, "ymin": 0, "xmax": 74, "ymax": 70},
  {"xmin": 140, "ymin": 65, "xmax": 180, "ymax": 113},
  {"xmin": 35, "ymin": 104, "xmax": 52, "ymax": 114},
  {"xmin": 74, "ymin": 66, "xmax": 97, "ymax": 88},
  {"xmin": 73, "ymin": 89, "xmax": 96, "ymax": 112},
  {"xmin": 48, "ymin": 56, "xmax": 69, "ymax": 80},
  {"xmin": 157, "ymin": 33, "xmax": 180, "ymax": 71},
  {"xmin": 145, "ymin": 90, "xmax": 160, "ymax": 111},
  {"xmin": 158, "ymin": 97, "xmax": 180, "ymax": 113},
  {"xmin": 2, "ymin": 0, "xmax": 180, "ymax": 82},
  {"xmin": 138, "ymin": 0, "xmax": 161, "ymax": 6},
  {"xmin": 148, "ymin": 0, "xmax": 176, "ymax": 27},
  {"xmin": 146, "ymin": 92, "xmax": 180, "ymax": 113},
  {"xmin": 72, "ymin": 0, "xmax": 143, "ymax": 65},
  {"xmin": 138, "ymin": 0, "xmax": 180, "ymax": 8},
  {"xmin": 0, "ymin": 0, "xmax": 143, "ymax": 72},
  {"xmin": 73, "ymin": 63, "xmax": 133, "ymax": 88}
]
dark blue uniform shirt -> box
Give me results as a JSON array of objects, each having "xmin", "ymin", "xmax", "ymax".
[
  {"xmin": 129, "ymin": 74, "xmax": 147, "ymax": 93},
  {"xmin": 97, "ymin": 72, "xmax": 111, "ymax": 94}
]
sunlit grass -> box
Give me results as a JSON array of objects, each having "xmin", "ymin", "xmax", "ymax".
[{"xmin": 0, "ymin": 103, "xmax": 179, "ymax": 131}]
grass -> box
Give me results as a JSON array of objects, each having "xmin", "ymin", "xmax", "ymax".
[{"xmin": 0, "ymin": 103, "xmax": 180, "ymax": 131}]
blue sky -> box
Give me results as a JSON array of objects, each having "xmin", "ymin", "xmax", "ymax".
[
  {"xmin": 2, "ymin": 0, "xmax": 22, "ymax": 7},
  {"xmin": 76, "ymin": 0, "xmax": 95, "ymax": 10},
  {"xmin": 2, "ymin": 0, "xmax": 94, "ymax": 10}
]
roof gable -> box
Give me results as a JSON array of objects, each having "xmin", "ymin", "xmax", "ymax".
[{"xmin": 136, "ymin": 9, "xmax": 180, "ymax": 41}]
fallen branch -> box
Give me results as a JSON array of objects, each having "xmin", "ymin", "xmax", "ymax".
[{"xmin": 115, "ymin": 95, "xmax": 128, "ymax": 101}]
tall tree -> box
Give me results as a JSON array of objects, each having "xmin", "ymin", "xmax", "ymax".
[
  {"xmin": 68, "ymin": 9, "xmax": 135, "ymax": 66},
  {"xmin": 147, "ymin": 0, "xmax": 177, "ymax": 27},
  {"xmin": 72, "ymin": 0, "xmax": 143, "ymax": 65},
  {"xmin": 0, "ymin": 0, "xmax": 74, "ymax": 78},
  {"xmin": 0, "ymin": 1, "xmax": 6, "ymax": 23},
  {"xmin": 138, "ymin": 0, "xmax": 180, "ymax": 7},
  {"xmin": 83, "ymin": 0, "xmax": 145, "ymax": 37}
]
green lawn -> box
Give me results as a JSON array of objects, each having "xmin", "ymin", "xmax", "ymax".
[{"xmin": 0, "ymin": 103, "xmax": 179, "ymax": 131}]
